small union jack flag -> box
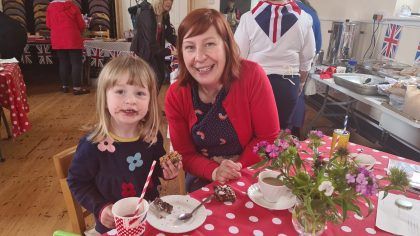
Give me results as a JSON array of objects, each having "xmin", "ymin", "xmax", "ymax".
[
  {"xmin": 252, "ymin": 1, "xmax": 301, "ymax": 43},
  {"xmin": 36, "ymin": 44, "xmax": 53, "ymax": 64},
  {"xmin": 90, "ymin": 48, "xmax": 105, "ymax": 67},
  {"xmin": 21, "ymin": 45, "xmax": 32, "ymax": 64},
  {"xmin": 381, "ymin": 24, "xmax": 402, "ymax": 59},
  {"xmin": 415, "ymin": 42, "xmax": 420, "ymax": 63}
]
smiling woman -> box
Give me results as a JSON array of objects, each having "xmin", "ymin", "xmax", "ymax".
[{"xmin": 165, "ymin": 8, "xmax": 280, "ymax": 192}]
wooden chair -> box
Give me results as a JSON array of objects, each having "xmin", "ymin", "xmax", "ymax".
[
  {"xmin": 53, "ymin": 146, "xmax": 91, "ymax": 235},
  {"xmin": 53, "ymin": 145, "xmax": 186, "ymax": 234}
]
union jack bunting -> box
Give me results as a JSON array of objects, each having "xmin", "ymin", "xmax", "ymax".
[
  {"xmin": 36, "ymin": 44, "xmax": 53, "ymax": 64},
  {"xmin": 108, "ymin": 50, "xmax": 122, "ymax": 58},
  {"xmin": 90, "ymin": 48, "xmax": 105, "ymax": 67},
  {"xmin": 381, "ymin": 24, "xmax": 402, "ymax": 59},
  {"xmin": 21, "ymin": 45, "xmax": 32, "ymax": 64},
  {"xmin": 251, "ymin": 0, "xmax": 301, "ymax": 43},
  {"xmin": 415, "ymin": 42, "xmax": 420, "ymax": 63}
]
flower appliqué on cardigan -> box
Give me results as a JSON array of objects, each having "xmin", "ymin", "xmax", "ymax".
[
  {"xmin": 121, "ymin": 182, "xmax": 136, "ymax": 198},
  {"xmin": 127, "ymin": 152, "xmax": 143, "ymax": 171},
  {"xmin": 97, "ymin": 137, "xmax": 116, "ymax": 153}
]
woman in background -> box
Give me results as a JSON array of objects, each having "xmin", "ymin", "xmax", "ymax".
[
  {"xmin": 46, "ymin": 0, "xmax": 89, "ymax": 95},
  {"xmin": 224, "ymin": 0, "xmax": 241, "ymax": 33},
  {"xmin": 131, "ymin": 0, "xmax": 177, "ymax": 92}
]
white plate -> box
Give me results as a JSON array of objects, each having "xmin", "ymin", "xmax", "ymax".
[
  {"xmin": 147, "ymin": 195, "xmax": 207, "ymax": 233},
  {"xmin": 247, "ymin": 183, "xmax": 297, "ymax": 210},
  {"xmin": 351, "ymin": 153, "xmax": 375, "ymax": 169}
]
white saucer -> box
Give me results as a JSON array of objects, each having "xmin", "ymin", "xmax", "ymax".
[{"xmin": 247, "ymin": 183, "xmax": 297, "ymax": 210}]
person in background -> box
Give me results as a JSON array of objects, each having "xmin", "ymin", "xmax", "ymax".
[
  {"xmin": 0, "ymin": 11, "xmax": 27, "ymax": 60},
  {"xmin": 67, "ymin": 55, "xmax": 182, "ymax": 234},
  {"xmin": 46, "ymin": 0, "xmax": 89, "ymax": 95},
  {"xmin": 234, "ymin": 0, "xmax": 315, "ymax": 130},
  {"xmin": 290, "ymin": 0, "xmax": 322, "ymax": 138},
  {"xmin": 130, "ymin": 0, "xmax": 177, "ymax": 92},
  {"xmin": 224, "ymin": 0, "xmax": 241, "ymax": 33},
  {"xmin": 152, "ymin": 0, "xmax": 177, "ymax": 87},
  {"xmin": 165, "ymin": 9, "xmax": 279, "ymax": 192}
]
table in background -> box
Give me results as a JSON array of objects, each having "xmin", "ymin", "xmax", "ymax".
[
  {"xmin": 83, "ymin": 40, "xmax": 133, "ymax": 84},
  {"xmin": 0, "ymin": 63, "xmax": 30, "ymax": 161},
  {"xmin": 104, "ymin": 137, "xmax": 420, "ymax": 236},
  {"xmin": 310, "ymin": 74, "xmax": 420, "ymax": 154}
]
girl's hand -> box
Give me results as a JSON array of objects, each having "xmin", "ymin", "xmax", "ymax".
[
  {"xmin": 212, "ymin": 159, "xmax": 242, "ymax": 184},
  {"xmin": 99, "ymin": 204, "xmax": 115, "ymax": 229},
  {"xmin": 162, "ymin": 160, "xmax": 183, "ymax": 180}
]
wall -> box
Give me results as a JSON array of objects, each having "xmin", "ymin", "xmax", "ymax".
[
  {"xmin": 311, "ymin": 0, "xmax": 420, "ymax": 65},
  {"xmin": 394, "ymin": 0, "xmax": 420, "ymax": 16},
  {"xmin": 191, "ymin": 0, "xmax": 220, "ymax": 10}
]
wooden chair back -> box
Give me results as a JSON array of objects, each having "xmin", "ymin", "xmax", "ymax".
[{"xmin": 53, "ymin": 146, "xmax": 91, "ymax": 235}]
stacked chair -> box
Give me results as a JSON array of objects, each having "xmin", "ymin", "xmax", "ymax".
[
  {"xmin": 2, "ymin": 0, "xmax": 27, "ymax": 30},
  {"xmin": 88, "ymin": 0, "xmax": 110, "ymax": 32},
  {"xmin": 33, "ymin": 0, "xmax": 50, "ymax": 36}
]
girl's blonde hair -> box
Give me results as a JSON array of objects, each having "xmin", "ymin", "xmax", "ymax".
[{"xmin": 88, "ymin": 55, "xmax": 160, "ymax": 144}]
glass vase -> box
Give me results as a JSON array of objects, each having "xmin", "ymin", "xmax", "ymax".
[{"xmin": 291, "ymin": 203, "xmax": 327, "ymax": 236}]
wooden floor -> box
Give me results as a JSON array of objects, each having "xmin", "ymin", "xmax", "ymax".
[{"xmin": 0, "ymin": 68, "xmax": 376, "ymax": 236}]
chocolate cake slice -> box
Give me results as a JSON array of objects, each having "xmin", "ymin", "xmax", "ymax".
[
  {"xmin": 214, "ymin": 184, "xmax": 236, "ymax": 202},
  {"xmin": 152, "ymin": 197, "xmax": 173, "ymax": 214},
  {"xmin": 159, "ymin": 151, "xmax": 182, "ymax": 165}
]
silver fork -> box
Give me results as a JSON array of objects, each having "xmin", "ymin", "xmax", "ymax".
[{"xmin": 407, "ymin": 217, "xmax": 419, "ymax": 235}]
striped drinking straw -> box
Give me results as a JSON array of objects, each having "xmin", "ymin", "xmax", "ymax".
[{"xmin": 134, "ymin": 160, "xmax": 157, "ymax": 215}]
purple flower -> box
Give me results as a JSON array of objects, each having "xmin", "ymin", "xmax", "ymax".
[
  {"xmin": 285, "ymin": 129, "xmax": 291, "ymax": 134},
  {"xmin": 346, "ymin": 173, "xmax": 356, "ymax": 183},
  {"xmin": 278, "ymin": 139, "xmax": 289, "ymax": 150},
  {"xmin": 292, "ymin": 138, "xmax": 301, "ymax": 148},
  {"xmin": 356, "ymin": 173, "xmax": 368, "ymax": 185},
  {"xmin": 356, "ymin": 184, "xmax": 367, "ymax": 195},
  {"xmin": 309, "ymin": 130, "xmax": 324, "ymax": 139},
  {"xmin": 253, "ymin": 141, "xmax": 269, "ymax": 154},
  {"xmin": 266, "ymin": 144, "xmax": 279, "ymax": 155}
]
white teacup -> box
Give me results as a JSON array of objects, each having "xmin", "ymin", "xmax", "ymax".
[
  {"xmin": 336, "ymin": 66, "xmax": 347, "ymax": 73},
  {"xmin": 258, "ymin": 169, "xmax": 290, "ymax": 203}
]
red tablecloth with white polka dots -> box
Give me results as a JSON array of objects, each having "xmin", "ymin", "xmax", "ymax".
[
  {"xmin": 104, "ymin": 137, "xmax": 420, "ymax": 236},
  {"xmin": 0, "ymin": 63, "xmax": 30, "ymax": 137}
]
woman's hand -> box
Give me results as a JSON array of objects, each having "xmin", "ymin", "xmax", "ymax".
[
  {"xmin": 100, "ymin": 204, "xmax": 115, "ymax": 229},
  {"xmin": 162, "ymin": 160, "xmax": 183, "ymax": 180},
  {"xmin": 212, "ymin": 159, "xmax": 242, "ymax": 184}
]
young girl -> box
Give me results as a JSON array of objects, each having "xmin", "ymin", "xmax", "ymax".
[{"xmin": 67, "ymin": 55, "xmax": 182, "ymax": 234}]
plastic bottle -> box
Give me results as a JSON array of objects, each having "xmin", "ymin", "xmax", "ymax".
[{"xmin": 346, "ymin": 59, "xmax": 357, "ymax": 73}]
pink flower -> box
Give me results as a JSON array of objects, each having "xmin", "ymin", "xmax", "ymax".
[
  {"xmin": 253, "ymin": 141, "xmax": 269, "ymax": 154},
  {"xmin": 277, "ymin": 139, "xmax": 289, "ymax": 150},
  {"xmin": 346, "ymin": 173, "xmax": 356, "ymax": 184},
  {"xmin": 97, "ymin": 137, "xmax": 116, "ymax": 153}
]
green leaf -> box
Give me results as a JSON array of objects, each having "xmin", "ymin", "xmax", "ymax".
[{"xmin": 250, "ymin": 159, "xmax": 268, "ymax": 170}]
